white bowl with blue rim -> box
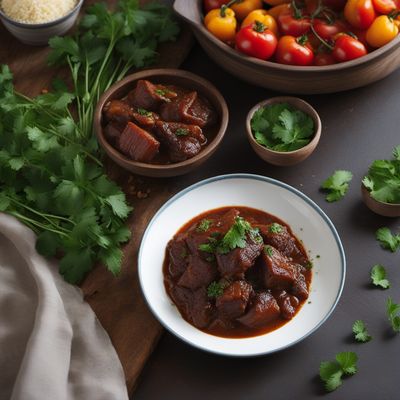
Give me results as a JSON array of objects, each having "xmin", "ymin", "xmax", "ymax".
[
  {"xmin": 0, "ymin": 0, "xmax": 83, "ymax": 46},
  {"xmin": 138, "ymin": 174, "xmax": 346, "ymax": 356}
]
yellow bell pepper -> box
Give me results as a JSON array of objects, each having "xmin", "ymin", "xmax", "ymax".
[
  {"xmin": 267, "ymin": 3, "xmax": 291, "ymax": 19},
  {"xmin": 231, "ymin": 0, "xmax": 263, "ymax": 20},
  {"xmin": 204, "ymin": 6, "xmax": 237, "ymax": 42},
  {"xmin": 366, "ymin": 15, "xmax": 399, "ymax": 48},
  {"xmin": 263, "ymin": 0, "xmax": 291, "ymax": 6},
  {"xmin": 241, "ymin": 9, "xmax": 278, "ymax": 36}
]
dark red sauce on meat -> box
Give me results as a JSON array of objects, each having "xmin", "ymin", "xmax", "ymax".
[
  {"xmin": 163, "ymin": 206, "xmax": 312, "ymax": 338},
  {"xmin": 101, "ymin": 79, "xmax": 218, "ymax": 164}
]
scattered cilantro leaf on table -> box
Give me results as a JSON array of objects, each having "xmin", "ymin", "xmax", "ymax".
[
  {"xmin": 352, "ymin": 320, "xmax": 372, "ymax": 342},
  {"xmin": 362, "ymin": 145, "xmax": 400, "ymax": 204},
  {"xmin": 250, "ymin": 103, "xmax": 315, "ymax": 152},
  {"xmin": 370, "ymin": 264, "xmax": 390, "ymax": 289},
  {"xmin": 0, "ymin": 1, "xmax": 180, "ymax": 284},
  {"xmin": 375, "ymin": 227, "xmax": 400, "ymax": 252},
  {"xmin": 387, "ymin": 298, "xmax": 400, "ymax": 333},
  {"xmin": 321, "ymin": 170, "xmax": 353, "ymax": 202},
  {"xmin": 319, "ymin": 352, "xmax": 358, "ymax": 392}
]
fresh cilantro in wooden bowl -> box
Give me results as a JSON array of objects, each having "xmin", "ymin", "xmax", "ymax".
[
  {"xmin": 246, "ymin": 97, "xmax": 321, "ymax": 167},
  {"xmin": 361, "ymin": 145, "xmax": 400, "ymax": 217}
]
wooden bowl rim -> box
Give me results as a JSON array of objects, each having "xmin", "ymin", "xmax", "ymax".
[
  {"xmin": 361, "ymin": 183, "xmax": 400, "ymax": 209},
  {"xmin": 245, "ymin": 96, "xmax": 321, "ymax": 157},
  {"xmin": 173, "ymin": 0, "xmax": 400, "ymax": 73},
  {"xmin": 94, "ymin": 68, "xmax": 229, "ymax": 172}
]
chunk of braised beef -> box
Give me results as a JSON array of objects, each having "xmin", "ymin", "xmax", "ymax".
[
  {"xmin": 274, "ymin": 290, "xmax": 300, "ymax": 320},
  {"xmin": 214, "ymin": 209, "xmax": 240, "ymax": 232},
  {"xmin": 291, "ymin": 272, "xmax": 309, "ymax": 300},
  {"xmin": 216, "ymin": 280, "xmax": 252, "ymax": 320},
  {"xmin": 118, "ymin": 121, "xmax": 160, "ymax": 162},
  {"xmin": 104, "ymin": 122, "xmax": 123, "ymax": 145},
  {"xmin": 132, "ymin": 109, "xmax": 160, "ymax": 130},
  {"xmin": 258, "ymin": 223, "xmax": 307, "ymax": 263},
  {"xmin": 169, "ymin": 285, "xmax": 212, "ymax": 329},
  {"xmin": 127, "ymin": 80, "xmax": 177, "ymax": 110},
  {"xmin": 216, "ymin": 236, "xmax": 263, "ymax": 279},
  {"xmin": 258, "ymin": 246, "xmax": 300, "ymax": 290},
  {"xmin": 154, "ymin": 121, "xmax": 204, "ymax": 162},
  {"xmin": 178, "ymin": 255, "xmax": 217, "ymax": 290},
  {"xmin": 167, "ymin": 233, "xmax": 189, "ymax": 279},
  {"xmin": 103, "ymin": 99, "xmax": 133, "ymax": 125},
  {"xmin": 160, "ymin": 91, "xmax": 215, "ymax": 128},
  {"xmin": 237, "ymin": 292, "xmax": 280, "ymax": 328}
]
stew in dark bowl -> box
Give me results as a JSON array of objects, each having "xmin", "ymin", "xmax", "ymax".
[{"xmin": 163, "ymin": 206, "xmax": 312, "ymax": 338}]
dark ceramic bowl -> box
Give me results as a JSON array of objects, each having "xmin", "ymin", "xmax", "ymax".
[{"xmin": 94, "ymin": 69, "xmax": 229, "ymax": 178}]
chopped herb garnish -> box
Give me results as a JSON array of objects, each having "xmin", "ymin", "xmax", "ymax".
[
  {"xmin": 196, "ymin": 219, "xmax": 213, "ymax": 233},
  {"xmin": 251, "ymin": 102, "xmax": 315, "ymax": 152},
  {"xmin": 316, "ymin": 254, "xmax": 321, "ymax": 259},
  {"xmin": 387, "ymin": 297, "xmax": 400, "ymax": 333},
  {"xmin": 155, "ymin": 88, "xmax": 167, "ymax": 96},
  {"xmin": 264, "ymin": 245, "xmax": 274, "ymax": 256},
  {"xmin": 362, "ymin": 145, "xmax": 400, "ymax": 204},
  {"xmin": 352, "ymin": 320, "xmax": 372, "ymax": 343},
  {"xmin": 376, "ymin": 227, "xmax": 400, "ymax": 252},
  {"xmin": 175, "ymin": 128, "xmax": 189, "ymax": 136},
  {"xmin": 321, "ymin": 170, "xmax": 353, "ymax": 202},
  {"xmin": 269, "ymin": 223, "xmax": 283, "ymax": 234},
  {"xmin": 305, "ymin": 261, "xmax": 313, "ymax": 270},
  {"xmin": 206, "ymin": 255, "xmax": 215, "ymax": 263},
  {"xmin": 370, "ymin": 264, "xmax": 390, "ymax": 289},
  {"xmin": 137, "ymin": 108, "xmax": 152, "ymax": 117},
  {"xmin": 198, "ymin": 217, "xmax": 262, "ymax": 255},
  {"xmin": 207, "ymin": 281, "xmax": 225, "ymax": 298},
  {"xmin": 319, "ymin": 352, "xmax": 358, "ymax": 392}
]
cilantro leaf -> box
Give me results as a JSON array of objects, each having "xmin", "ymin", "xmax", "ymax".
[
  {"xmin": 387, "ymin": 297, "xmax": 400, "ymax": 333},
  {"xmin": 105, "ymin": 193, "xmax": 132, "ymax": 219},
  {"xmin": 370, "ymin": 264, "xmax": 390, "ymax": 289},
  {"xmin": 207, "ymin": 281, "xmax": 225, "ymax": 298},
  {"xmin": 376, "ymin": 227, "xmax": 400, "ymax": 252},
  {"xmin": 319, "ymin": 352, "xmax": 358, "ymax": 392},
  {"xmin": 197, "ymin": 219, "xmax": 213, "ymax": 233},
  {"xmin": 362, "ymin": 146, "xmax": 400, "ymax": 203},
  {"xmin": 269, "ymin": 223, "xmax": 283, "ymax": 233},
  {"xmin": 352, "ymin": 320, "xmax": 372, "ymax": 342},
  {"xmin": 321, "ymin": 170, "xmax": 353, "ymax": 202}
]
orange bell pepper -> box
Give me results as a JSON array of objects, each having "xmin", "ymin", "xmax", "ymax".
[
  {"xmin": 204, "ymin": 6, "xmax": 237, "ymax": 42},
  {"xmin": 366, "ymin": 14, "xmax": 399, "ymax": 48},
  {"xmin": 241, "ymin": 9, "xmax": 278, "ymax": 36},
  {"xmin": 231, "ymin": 0, "xmax": 263, "ymax": 20}
]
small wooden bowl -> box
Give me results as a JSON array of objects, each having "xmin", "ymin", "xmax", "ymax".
[
  {"xmin": 173, "ymin": 0, "xmax": 400, "ymax": 94},
  {"xmin": 94, "ymin": 69, "xmax": 229, "ymax": 178},
  {"xmin": 246, "ymin": 97, "xmax": 321, "ymax": 167},
  {"xmin": 361, "ymin": 184, "xmax": 400, "ymax": 217}
]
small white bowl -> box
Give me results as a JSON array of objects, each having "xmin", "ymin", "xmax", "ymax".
[
  {"xmin": 0, "ymin": 0, "xmax": 83, "ymax": 46},
  {"xmin": 138, "ymin": 174, "xmax": 346, "ymax": 356}
]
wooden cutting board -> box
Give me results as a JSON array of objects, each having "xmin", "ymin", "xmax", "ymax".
[{"xmin": 0, "ymin": 0, "xmax": 193, "ymax": 394}]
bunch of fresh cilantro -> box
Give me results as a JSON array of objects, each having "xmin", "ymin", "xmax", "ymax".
[
  {"xmin": 251, "ymin": 102, "xmax": 315, "ymax": 152},
  {"xmin": 0, "ymin": 1, "xmax": 179, "ymax": 284},
  {"xmin": 362, "ymin": 145, "xmax": 400, "ymax": 204}
]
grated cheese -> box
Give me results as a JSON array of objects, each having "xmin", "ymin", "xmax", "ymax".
[{"xmin": 1, "ymin": 0, "xmax": 77, "ymax": 24}]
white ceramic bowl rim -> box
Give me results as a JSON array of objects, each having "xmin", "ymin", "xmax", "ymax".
[
  {"xmin": 138, "ymin": 173, "xmax": 346, "ymax": 356},
  {"xmin": 0, "ymin": 0, "xmax": 83, "ymax": 28}
]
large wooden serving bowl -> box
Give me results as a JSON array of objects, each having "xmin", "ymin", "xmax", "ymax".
[{"xmin": 173, "ymin": 0, "xmax": 400, "ymax": 94}]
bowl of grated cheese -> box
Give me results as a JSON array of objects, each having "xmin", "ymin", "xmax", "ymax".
[{"xmin": 0, "ymin": 0, "xmax": 83, "ymax": 46}]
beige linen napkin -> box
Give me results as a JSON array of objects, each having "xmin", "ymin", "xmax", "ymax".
[{"xmin": 0, "ymin": 213, "xmax": 129, "ymax": 400}]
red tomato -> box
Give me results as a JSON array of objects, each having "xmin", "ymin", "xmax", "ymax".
[
  {"xmin": 314, "ymin": 52, "xmax": 336, "ymax": 65},
  {"xmin": 344, "ymin": 0, "xmax": 376, "ymax": 30},
  {"xmin": 372, "ymin": 0, "xmax": 399, "ymax": 14},
  {"xmin": 203, "ymin": 0, "xmax": 227, "ymax": 13},
  {"xmin": 313, "ymin": 19, "xmax": 349, "ymax": 40},
  {"xmin": 236, "ymin": 21, "xmax": 278, "ymax": 60},
  {"xmin": 332, "ymin": 34, "xmax": 367, "ymax": 62},
  {"xmin": 275, "ymin": 35, "xmax": 314, "ymax": 65},
  {"xmin": 278, "ymin": 11, "xmax": 311, "ymax": 36}
]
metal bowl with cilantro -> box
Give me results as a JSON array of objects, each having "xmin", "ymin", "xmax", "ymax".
[{"xmin": 246, "ymin": 97, "xmax": 321, "ymax": 167}]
